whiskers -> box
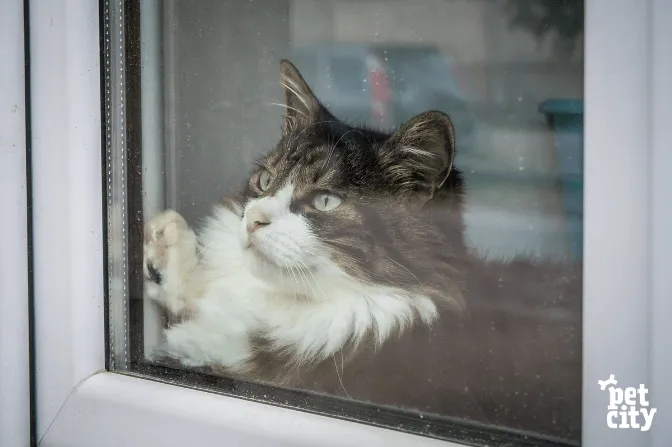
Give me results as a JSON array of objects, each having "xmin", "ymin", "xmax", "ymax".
[
  {"xmin": 385, "ymin": 256, "xmax": 426, "ymax": 292},
  {"xmin": 195, "ymin": 240, "xmax": 216, "ymax": 259},
  {"xmin": 267, "ymin": 102, "xmax": 308, "ymax": 119},
  {"xmin": 320, "ymin": 127, "xmax": 373, "ymax": 175},
  {"xmin": 263, "ymin": 233, "xmax": 329, "ymax": 304},
  {"xmin": 333, "ymin": 351, "xmax": 351, "ymax": 398},
  {"xmin": 321, "ymin": 129, "xmax": 357, "ymax": 172}
]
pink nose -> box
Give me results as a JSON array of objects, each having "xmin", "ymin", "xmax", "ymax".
[{"xmin": 246, "ymin": 208, "xmax": 271, "ymax": 233}]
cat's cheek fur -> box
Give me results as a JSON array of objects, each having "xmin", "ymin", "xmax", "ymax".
[
  {"xmin": 253, "ymin": 214, "xmax": 321, "ymax": 267},
  {"xmin": 239, "ymin": 185, "xmax": 324, "ymax": 270}
]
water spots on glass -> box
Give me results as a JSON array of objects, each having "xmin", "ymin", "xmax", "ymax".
[{"xmin": 116, "ymin": 0, "xmax": 586, "ymax": 442}]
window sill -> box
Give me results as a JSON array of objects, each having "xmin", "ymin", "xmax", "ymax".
[{"xmin": 40, "ymin": 372, "xmax": 456, "ymax": 447}]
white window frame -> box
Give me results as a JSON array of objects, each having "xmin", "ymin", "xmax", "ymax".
[
  {"xmin": 0, "ymin": 1, "xmax": 30, "ymax": 446},
  {"xmin": 7, "ymin": 0, "xmax": 668, "ymax": 445}
]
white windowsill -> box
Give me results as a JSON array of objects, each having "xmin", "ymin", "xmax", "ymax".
[{"xmin": 41, "ymin": 372, "xmax": 455, "ymax": 447}]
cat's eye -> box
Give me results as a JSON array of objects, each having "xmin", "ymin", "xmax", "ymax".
[
  {"xmin": 313, "ymin": 193, "xmax": 342, "ymax": 211},
  {"xmin": 258, "ymin": 170, "xmax": 273, "ymax": 191}
]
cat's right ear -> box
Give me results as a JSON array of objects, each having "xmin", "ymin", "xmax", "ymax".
[
  {"xmin": 380, "ymin": 110, "xmax": 456, "ymax": 200},
  {"xmin": 279, "ymin": 59, "xmax": 321, "ymax": 133}
]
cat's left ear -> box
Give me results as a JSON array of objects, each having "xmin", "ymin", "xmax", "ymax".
[
  {"xmin": 381, "ymin": 110, "xmax": 456, "ymax": 199},
  {"xmin": 279, "ymin": 59, "xmax": 322, "ymax": 133}
]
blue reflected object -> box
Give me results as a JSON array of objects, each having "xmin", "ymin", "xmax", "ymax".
[{"xmin": 539, "ymin": 98, "xmax": 584, "ymax": 259}]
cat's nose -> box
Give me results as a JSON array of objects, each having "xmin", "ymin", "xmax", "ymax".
[{"xmin": 246, "ymin": 208, "xmax": 271, "ymax": 233}]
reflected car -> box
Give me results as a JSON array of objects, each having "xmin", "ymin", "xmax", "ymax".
[{"xmin": 289, "ymin": 43, "xmax": 475, "ymax": 152}]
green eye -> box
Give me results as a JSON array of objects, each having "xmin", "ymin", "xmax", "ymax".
[
  {"xmin": 258, "ymin": 170, "xmax": 272, "ymax": 191},
  {"xmin": 313, "ymin": 193, "xmax": 342, "ymax": 211}
]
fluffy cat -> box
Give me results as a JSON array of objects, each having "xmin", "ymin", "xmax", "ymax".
[{"xmin": 143, "ymin": 59, "xmax": 469, "ymax": 385}]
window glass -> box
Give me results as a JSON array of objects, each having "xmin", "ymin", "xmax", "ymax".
[{"xmin": 106, "ymin": 1, "xmax": 584, "ymax": 445}]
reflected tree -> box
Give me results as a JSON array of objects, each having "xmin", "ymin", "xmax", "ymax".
[{"xmin": 501, "ymin": 0, "xmax": 584, "ymax": 57}]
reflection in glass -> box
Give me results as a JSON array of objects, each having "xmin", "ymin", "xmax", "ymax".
[{"xmin": 116, "ymin": 0, "xmax": 584, "ymax": 444}]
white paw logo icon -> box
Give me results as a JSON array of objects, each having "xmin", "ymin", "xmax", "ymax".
[
  {"xmin": 598, "ymin": 374, "xmax": 618, "ymax": 391},
  {"xmin": 598, "ymin": 374, "xmax": 657, "ymax": 431}
]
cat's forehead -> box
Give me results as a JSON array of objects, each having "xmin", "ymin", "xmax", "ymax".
[
  {"xmin": 265, "ymin": 142, "xmax": 344, "ymax": 193},
  {"xmin": 256, "ymin": 121, "xmax": 388, "ymax": 197}
]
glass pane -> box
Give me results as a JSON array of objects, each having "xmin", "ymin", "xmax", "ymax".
[{"xmin": 106, "ymin": 0, "xmax": 584, "ymax": 445}]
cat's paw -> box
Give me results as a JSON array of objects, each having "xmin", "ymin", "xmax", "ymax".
[
  {"xmin": 143, "ymin": 209, "xmax": 198, "ymax": 316},
  {"xmin": 147, "ymin": 329, "xmax": 208, "ymax": 369}
]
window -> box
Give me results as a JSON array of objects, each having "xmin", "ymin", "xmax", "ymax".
[
  {"xmin": 109, "ymin": 0, "xmax": 585, "ymax": 444},
  {"xmin": 21, "ymin": 0, "xmax": 671, "ymax": 446}
]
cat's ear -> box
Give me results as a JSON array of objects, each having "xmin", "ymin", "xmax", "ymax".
[
  {"xmin": 380, "ymin": 111, "xmax": 456, "ymax": 199},
  {"xmin": 279, "ymin": 59, "xmax": 322, "ymax": 133}
]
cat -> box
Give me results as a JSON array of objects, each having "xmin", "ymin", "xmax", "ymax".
[
  {"xmin": 143, "ymin": 59, "xmax": 470, "ymax": 385},
  {"xmin": 144, "ymin": 59, "xmax": 583, "ymax": 439}
]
